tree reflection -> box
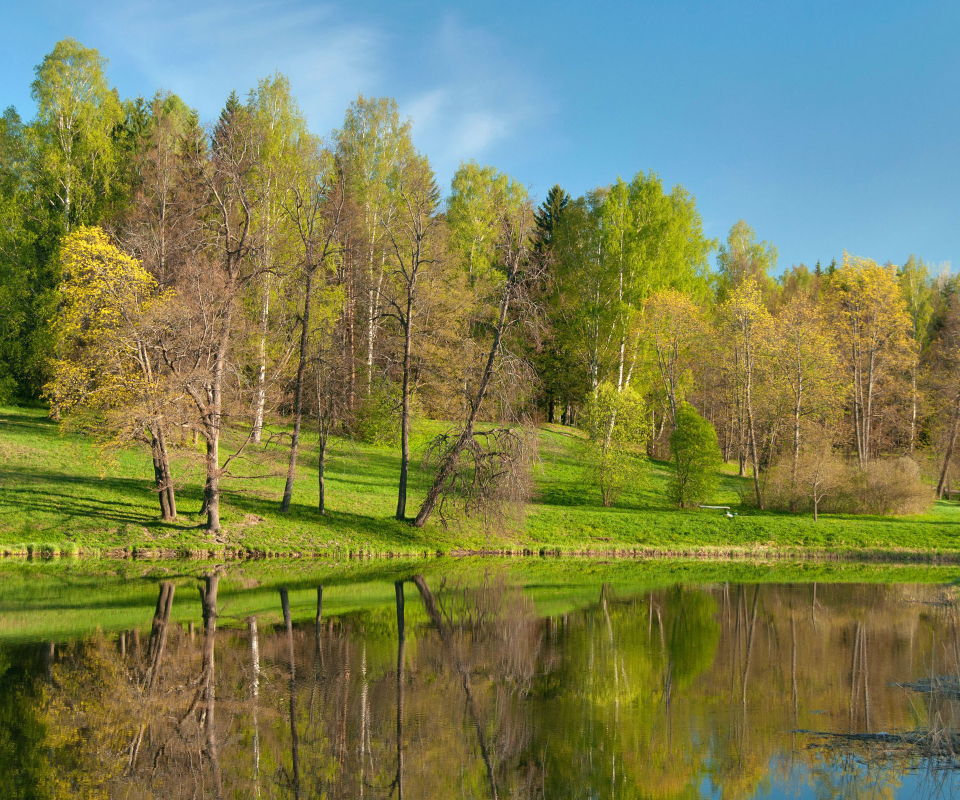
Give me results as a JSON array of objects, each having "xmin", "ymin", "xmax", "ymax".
[{"xmin": 3, "ymin": 575, "xmax": 959, "ymax": 798}]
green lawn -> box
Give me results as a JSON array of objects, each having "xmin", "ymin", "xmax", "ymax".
[{"xmin": 1, "ymin": 405, "xmax": 959, "ymax": 558}]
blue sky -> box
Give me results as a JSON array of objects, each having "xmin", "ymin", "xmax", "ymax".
[{"xmin": 2, "ymin": 0, "xmax": 958, "ymax": 273}]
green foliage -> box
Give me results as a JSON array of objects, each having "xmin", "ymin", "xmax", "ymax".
[
  {"xmin": 447, "ymin": 160, "xmax": 528, "ymax": 284},
  {"xmin": 669, "ymin": 404, "xmax": 722, "ymax": 508},
  {"xmin": 582, "ymin": 382, "xmax": 648, "ymax": 507},
  {"xmin": 715, "ymin": 219, "xmax": 778, "ymax": 301}
]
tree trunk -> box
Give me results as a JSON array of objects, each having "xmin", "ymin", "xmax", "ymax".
[
  {"xmin": 157, "ymin": 429, "xmax": 176, "ymax": 519},
  {"xmin": 936, "ymin": 395, "xmax": 960, "ymax": 498},
  {"xmin": 204, "ymin": 432, "xmax": 220, "ymax": 533},
  {"xmin": 251, "ymin": 272, "xmax": 271, "ymax": 444},
  {"xmin": 396, "ymin": 298, "xmax": 413, "ymax": 520},
  {"xmin": 318, "ymin": 429, "xmax": 327, "ymax": 515},
  {"xmin": 282, "ymin": 269, "xmax": 313, "ymax": 512},
  {"xmin": 151, "ymin": 435, "xmax": 172, "ymax": 521},
  {"xmin": 790, "ymin": 377, "xmax": 802, "ymax": 513}
]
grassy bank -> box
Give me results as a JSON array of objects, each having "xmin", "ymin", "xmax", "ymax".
[{"xmin": 2, "ymin": 405, "xmax": 960, "ymax": 558}]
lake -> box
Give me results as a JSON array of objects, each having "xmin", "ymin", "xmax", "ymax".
[{"xmin": 1, "ymin": 558, "xmax": 958, "ymax": 798}]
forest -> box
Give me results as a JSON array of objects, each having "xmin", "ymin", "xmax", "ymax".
[{"xmin": 1, "ymin": 38, "xmax": 958, "ymax": 538}]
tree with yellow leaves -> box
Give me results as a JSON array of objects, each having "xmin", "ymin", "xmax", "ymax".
[
  {"xmin": 641, "ymin": 288, "xmax": 705, "ymax": 426},
  {"xmin": 720, "ymin": 278, "xmax": 772, "ymax": 508},
  {"xmin": 44, "ymin": 226, "xmax": 177, "ymax": 519},
  {"xmin": 771, "ymin": 294, "xmax": 842, "ymax": 508},
  {"xmin": 827, "ymin": 254, "xmax": 914, "ymax": 466}
]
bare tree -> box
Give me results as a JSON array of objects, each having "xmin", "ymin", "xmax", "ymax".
[{"xmin": 413, "ymin": 199, "xmax": 541, "ymax": 528}]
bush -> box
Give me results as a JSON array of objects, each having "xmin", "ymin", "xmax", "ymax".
[
  {"xmin": 669, "ymin": 404, "xmax": 722, "ymax": 508},
  {"xmin": 765, "ymin": 451, "xmax": 933, "ymax": 518},
  {"xmin": 855, "ymin": 457, "xmax": 934, "ymax": 516}
]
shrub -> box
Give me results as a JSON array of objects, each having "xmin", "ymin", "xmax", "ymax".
[
  {"xmin": 669, "ymin": 404, "xmax": 722, "ymax": 508},
  {"xmin": 766, "ymin": 450, "xmax": 933, "ymax": 518},
  {"xmin": 855, "ymin": 457, "xmax": 933, "ymax": 516}
]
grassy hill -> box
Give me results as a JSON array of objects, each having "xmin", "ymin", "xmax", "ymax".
[{"xmin": 1, "ymin": 405, "xmax": 960, "ymax": 559}]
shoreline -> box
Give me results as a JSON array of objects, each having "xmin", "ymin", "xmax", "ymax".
[{"xmin": 4, "ymin": 543, "xmax": 960, "ymax": 565}]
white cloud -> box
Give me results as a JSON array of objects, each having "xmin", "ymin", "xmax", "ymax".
[
  {"xmin": 89, "ymin": 0, "xmax": 382, "ymax": 132},
  {"xmin": 399, "ymin": 13, "xmax": 552, "ymax": 185}
]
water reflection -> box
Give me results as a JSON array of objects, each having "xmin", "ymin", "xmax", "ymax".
[{"xmin": 3, "ymin": 573, "xmax": 960, "ymax": 798}]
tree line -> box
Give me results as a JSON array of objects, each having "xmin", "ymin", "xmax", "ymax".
[{"xmin": 1, "ymin": 38, "xmax": 957, "ymax": 531}]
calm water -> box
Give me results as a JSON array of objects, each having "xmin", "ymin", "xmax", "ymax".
[{"xmin": 2, "ymin": 562, "xmax": 959, "ymax": 798}]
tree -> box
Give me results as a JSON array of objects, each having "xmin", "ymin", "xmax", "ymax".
[
  {"xmin": 447, "ymin": 161, "xmax": 523, "ymax": 284},
  {"xmin": 669, "ymin": 403, "xmax": 722, "ymax": 508},
  {"xmin": 828, "ymin": 254, "xmax": 914, "ymax": 466},
  {"xmin": 121, "ymin": 91, "xmax": 196, "ymax": 291},
  {"xmin": 247, "ymin": 73, "xmax": 309, "ymax": 443},
  {"xmin": 380, "ymin": 151, "xmax": 441, "ymax": 520},
  {"xmin": 897, "ymin": 254, "xmax": 935, "ymax": 453},
  {"xmin": 44, "ymin": 226, "xmax": 177, "ymax": 519},
  {"xmin": 161, "ymin": 93, "xmax": 263, "ymax": 533},
  {"xmin": 278, "ymin": 136, "xmax": 345, "ymax": 513},
  {"xmin": 794, "ymin": 437, "xmax": 844, "ymax": 521},
  {"xmin": 582, "ymin": 382, "xmax": 647, "ymax": 506},
  {"xmin": 720, "ymin": 278, "xmax": 772, "ymax": 507},
  {"xmin": 0, "ymin": 107, "xmax": 35, "ymax": 401},
  {"xmin": 771, "ymin": 295, "xmax": 840, "ymax": 509},
  {"xmin": 641, "ymin": 288, "xmax": 705, "ymax": 426},
  {"xmin": 715, "ymin": 219, "xmax": 777, "ymax": 301},
  {"xmin": 337, "ymin": 95, "xmax": 414, "ymax": 401},
  {"xmin": 927, "ymin": 290, "xmax": 960, "ymax": 497},
  {"xmin": 30, "ymin": 38, "xmax": 123, "ymax": 232},
  {"xmin": 533, "ymin": 183, "xmax": 570, "ymax": 253},
  {"xmin": 413, "ymin": 169, "xmax": 539, "ymax": 528}
]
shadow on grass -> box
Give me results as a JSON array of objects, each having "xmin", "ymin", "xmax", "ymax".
[
  {"xmin": 0, "ymin": 469, "xmax": 206, "ymax": 535},
  {"xmin": 219, "ymin": 488, "xmax": 436, "ymax": 549}
]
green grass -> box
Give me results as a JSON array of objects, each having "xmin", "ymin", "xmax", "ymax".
[{"xmin": 1, "ymin": 405, "xmax": 960, "ymax": 558}]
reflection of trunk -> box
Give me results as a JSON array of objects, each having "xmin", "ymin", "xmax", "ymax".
[
  {"xmin": 129, "ymin": 581, "xmax": 176, "ymax": 772},
  {"xmin": 249, "ymin": 616, "xmax": 261, "ymax": 798},
  {"xmin": 742, "ymin": 586, "xmax": 759, "ymax": 709},
  {"xmin": 413, "ymin": 575, "xmax": 499, "ymax": 800},
  {"xmin": 44, "ymin": 641, "xmax": 55, "ymax": 683},
  {"xmin": 280, "ymin": 588, "xmax": 301, "ymax": 800},
  {"xmin": 144, "ymin": 581, "xmax": 175, "ymax": 691},
  {"xmin": 393, "ymin": 581, "xmax": 406, "ymax": 800},
  {"xmin": 199, "ymin": 574, "xmax": 223, "ymax": 799},
  {"xmin": 849, "ymin": 622, "xmax": 871, "ymax": 733}
]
